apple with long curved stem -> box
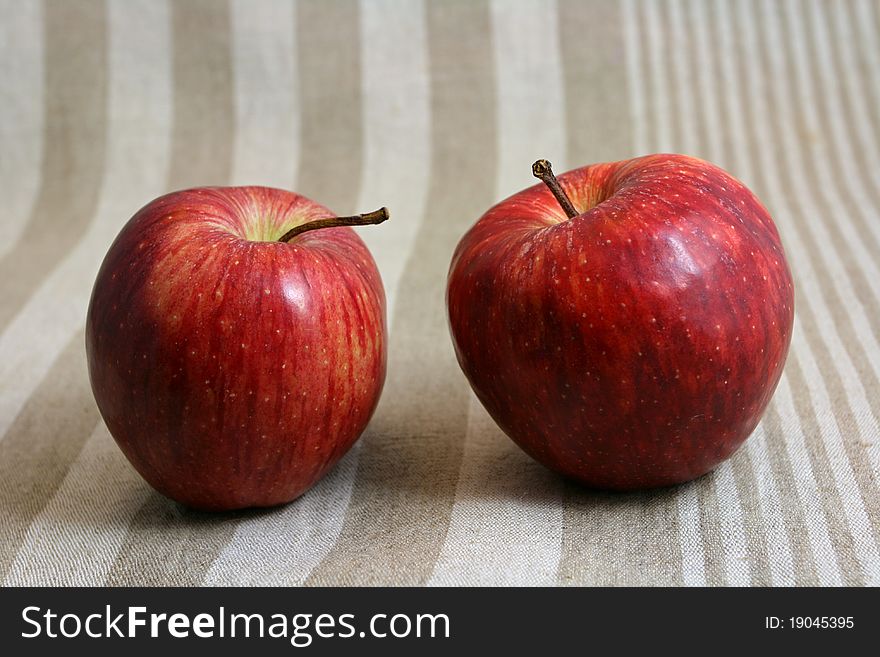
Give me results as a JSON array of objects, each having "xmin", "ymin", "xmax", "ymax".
[
  {"xmin": 86, "ymin": 187, "xmax": 388, "ymax": 510},
  {"xmin": 447, "ymin": 155, "xmax": 794, "ymax": 489}
]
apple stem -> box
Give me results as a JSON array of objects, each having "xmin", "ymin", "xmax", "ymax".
[
  {"xmin": 532, "ymin": 159, "xmax": 578, "ymax": 219},
  {"xmin": 278, "ymin": 207, "xmax": 390, "ymax": 243}
]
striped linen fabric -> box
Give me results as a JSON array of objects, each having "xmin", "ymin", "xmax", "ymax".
[{"xmin": 0, "ymin": 0, "xmax": 878, "ymax": 587}]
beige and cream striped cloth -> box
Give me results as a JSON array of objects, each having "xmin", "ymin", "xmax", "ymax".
[{"xmin": 1, "ymin": 0, "xmax": 878, "ymax": 587}]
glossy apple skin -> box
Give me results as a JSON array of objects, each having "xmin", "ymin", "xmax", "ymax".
[
  {"xmin": 86, "ymin": 187, "xmax": 386, "ymax": 510},
  {"xmin": 447, "ymin": 154, "xmax": 794, "ymax": 490}
]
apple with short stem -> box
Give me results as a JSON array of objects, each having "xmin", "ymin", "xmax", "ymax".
[
  {"xmin": 447, "ymin": 154, "xmax": 794, "ymax": 489},
  {"xmin": 86, "ymin": 186, "xmax": 388, "ymax": 510}
]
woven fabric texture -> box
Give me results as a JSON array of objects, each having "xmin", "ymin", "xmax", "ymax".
[{"xmin": 1, "ymin": 0, "xmax": 879, "ymax": 586}]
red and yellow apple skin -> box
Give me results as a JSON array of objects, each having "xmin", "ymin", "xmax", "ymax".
[
  {"xmin": 86, "ymin": 187, "xmax": 386, "ymax": 510},
  {"xmin": 447, "ymin": 154, "xmax": 794, "ymax": 490}
]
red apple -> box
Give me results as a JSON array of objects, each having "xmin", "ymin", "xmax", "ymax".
[
  {"xmin": 86, "ymin": 187, "xmax": 388, "ymax": 510},
  {"xmin": 447, "ymin": 155, "xmax": 794, "ymax": 489}
]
